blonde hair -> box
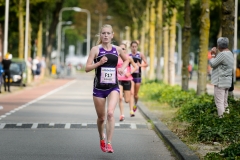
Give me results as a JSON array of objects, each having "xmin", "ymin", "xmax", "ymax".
[
  {"xmin": 120, "ymin": 43, "xmax": 127, "ymax": 48},
  {"xmin": 96, "ymin": 24, "xmax": 114, "ymax": 45},
  {"xmin": 5, "ymin": 53, "xmax": 9, "ymax": 59}
]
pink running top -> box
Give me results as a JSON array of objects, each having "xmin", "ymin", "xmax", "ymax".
[{"xmin": 117, "ymin": 55, "xmax": 133, "ymax": 81}]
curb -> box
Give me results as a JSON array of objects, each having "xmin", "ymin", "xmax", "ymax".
[{"xmin": 138, "ymin": 101, "xmax": 200, "ymax": 160}]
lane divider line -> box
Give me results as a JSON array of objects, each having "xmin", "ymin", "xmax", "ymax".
[
  {"xmin": 65, "ymin": 123, "xmax": 71, "ymax": 129},
  {"xmin": 49, "ymin": 123, "xmax": 55, "ymax": 126},
  {"xmin": 0, "ymin": 123, "xmax": 147, "ymax": 130},
  {"xmin": 82, "ymin": 123, "xmax": 87, "ymax": 126},
  {"xmin": 16, "ymin": 123, "xmax": 22, "ymax": 126},
  {"xmin": 131, "ymin": 123, "xmax": 137, "ymax": 129},
  {"xmin": 31, "ymin": 123, "xmax": 38, "ymax": 129},
  {"xmin": 0, "ymin": 123, "xmax": 6, "ymax": 129},
  {"xmin": 0, "ymin": 80, "xmax": 77, "ymax": 120}
]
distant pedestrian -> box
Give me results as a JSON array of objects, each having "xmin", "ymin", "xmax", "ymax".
[
  {"xmin": 188, "ymin": 63, "xmax": 193, "ymax": 80},
  {"xmin": 32, "ymin": 56, "xmax": 41, "ymax": 81},
  {"xmin": 85, "ymin": 24, "xmax": 129, "ymax": 153},
  {"xmin": 0, "ymin": 63, "xmax": 4, "ymax": 93},
  {"xmin": 209, "ymin": 37, "xmax": 234, "ymax": 117},
  {"xmin": 2, "ymin": 53, "xmax": 12, "ymax": 92}
]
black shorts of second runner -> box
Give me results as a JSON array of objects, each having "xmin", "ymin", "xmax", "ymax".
[{"xmin": 119, "ymin": 80, "xmax": 132, "ymax": 90}]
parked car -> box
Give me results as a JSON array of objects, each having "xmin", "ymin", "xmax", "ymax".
[{"xmin": 9, "ymin": 58, "xmax": 27, "ymax": 86}]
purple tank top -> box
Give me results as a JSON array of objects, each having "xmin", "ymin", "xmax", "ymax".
[{"xmin": 93, "ymin": 45, "xmax": 119, "ymax": 90}]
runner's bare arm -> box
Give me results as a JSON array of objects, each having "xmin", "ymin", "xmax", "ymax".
[
  {"xmin": 117, "ymin": 46, "xmax": 129, "ymax": 74},
  {"xmin": 139, "ymin": 53, "xmax": 148, "ymax": 67},
  {"xmin": 129, "ymin": 57, "xmax": 138, "ymax": 73}
]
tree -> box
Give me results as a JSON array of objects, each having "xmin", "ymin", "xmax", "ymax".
[
  {"xmin": 163, "ymin": 26, "xmax": 169, "ymax": 84},
  {"xmin": 221, "ymin": 0, "xmax": 235, "ymax": 95},
  {"xmin": 197, "ymin": 0, "xmax": 210, "ymax": 95},
  {"xmin": 148, "ymin": 0, "xmax": 156, "ymax": 79},
  {"xmin": 181, "ymin": 0, "xmax": 191, "ymax": 91},
  {"xmin": 169, "ymin": 8, "xmax": 177, "ymax": 85},
  {"xmin": 18, "ymin": 0, "xmax": 24, "ymax": 59},
  {"xmin": 155, "ymin": 0, "xmax": 163, "ymax": 80}
]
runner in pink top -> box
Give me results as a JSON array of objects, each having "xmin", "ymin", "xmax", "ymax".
[{"xmin": 117, "ymin": 43, "xmax": 138, "ymax": 121}]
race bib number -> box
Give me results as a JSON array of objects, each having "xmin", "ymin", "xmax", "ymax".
[{"xmin": 100, "ymin": 67, "xmax": 116, "ymax": 83}]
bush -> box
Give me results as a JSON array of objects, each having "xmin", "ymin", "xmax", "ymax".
[
  {"xmin": 140, "ymin": 80, "xmax": 240, "ymax": 143},
  {"xmin": 205, "ymin": 143, "xmax": 240, "ymax": 159}
]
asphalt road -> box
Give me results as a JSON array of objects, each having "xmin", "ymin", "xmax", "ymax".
[{"xmin": 0, "ymin": 72, "xmax": 175, "ymax": 160}]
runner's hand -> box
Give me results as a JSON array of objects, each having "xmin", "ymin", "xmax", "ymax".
[
  {"xmin": 118, "ymin": 68, "xmax": 124, "ymax": 75},
  {"xmin": 99, "ymin": 56, "xmax": 108, "ymax": 65},
  {"xmin": 125, "ymin": 72, "xmax": 131, "ymax": 77}
]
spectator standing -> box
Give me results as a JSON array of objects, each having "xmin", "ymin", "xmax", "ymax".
[
  {"xmin": 209, "ymin": 37, "xmax": 234, "ymax": 117},
  {"xmin": 32, "ymin": 56, "xmax": 41, "ymax": 81},
  {"xmin": 188, "ymin": 63, "xmax": 193, "ymax": 80},
  {"xmin": 2, "ymin": 53, "xmax": 12, "ymax": 92}
]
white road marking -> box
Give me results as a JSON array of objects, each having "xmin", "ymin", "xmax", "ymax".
[
  {"xmin": 16, "ymin": 123, "xmax": 22, "ymax": 126},
  {"xmin": 82, "ymin": 123, "xmax": 87, "ymax": 126},
  {"xmin": 0, "ymin": 106, "xmax": 3, "ymax": 110},
  {"xmin": 10, "ymin": 110, "xmax": 15, "ymax": 113},
  {"xmin": 131, "ymin": 123, "xmax": 137, "ymax": 129},
  {"xmin": 0, "ymin": 80, "xmax": 77, "ymax": 120},
  {"xmin": 65, "ymin": 123, "xmax": 71, "ymax": 129},
  {"xmin": 0, "ymin": 123, "xmax": 6, "ymax": 129},
  {"xmin": 49, "ymin": 123, "xmax": 54, "ymax": 126},
  {"xmin": 115, "ymin": 123, "xmax": 120, "ymax": 126},
  {"xmin": 31, "ymin": 123, "xmax": 38, "ymax": 129},
  {"xmin": 5, "ymin": 113, "xmax": 11, "ymax": 116}
]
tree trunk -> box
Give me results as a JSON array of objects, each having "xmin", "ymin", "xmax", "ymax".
[
  {"xmin": 169, "ymin": 8, "xmax": 177, "ymax": 85},
  {"xmin": 140, "ymin": 17, "xmax": 145, "ymax": 55},
  {"xmin": 140, "ymin": 12, "xmax": 146, "ymax": 78},
  {"xmin": 182, "ymin": 0, "xmax": 191, "ymax": 91},
  {"xmin": 37, "ymin": 21, "xmax": 43, "ymax": 57},
  {"xmin": 18, "ymin": 0, "xmax": 24, "ymax": 59},
  {"xmin": 0, "ymin": 23, "xmax": 2, "ymax": 62},
  {"xmin": 156, "ymin": 0, "xmax": 163, "ymax": 80},
  {"xmin": 28, "ymin": 22, "xmax": 32, "ymax": 57},
  {"xmin": 222, "ymin": 0, "xmax": 235, "ymax": 93},
  {"xmin": 197, "ymin": 0, "xmax": 210, "ymax": 95},
  {"xmin": 143, "ymin": 0, "xmax": 150, "ymax": 78},
  {"xmin": 132, "ymin": 18, "xmax": 138, "ymax": 41},
  {"xmin": 163, "ymin": 26, "xmax": 169, "ymax": 84},
  {"xmin": 148, "ymin": 0, "xmax": 156, "ymax": 80},
  {"xmin": 222, "ymin": 0, "xmax": 234, "ymax": 50}
]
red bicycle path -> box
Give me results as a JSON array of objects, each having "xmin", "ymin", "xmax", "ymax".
[{"xmin": 0, "ymin": 79, "xmax": 73, "ymax": 116}]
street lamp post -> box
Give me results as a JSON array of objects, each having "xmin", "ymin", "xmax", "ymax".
[
  {"xmin": 57, "ymin": 7, "xmax": 91, "ymax": 66},
  {"xmin": 56, "ymin": 21, "xmax": 72, "ymax": 65},
  {"xmin": 24, "ymin": 0, "xmax": 29, "ymax": 62},
  {"xmin": 61, "ymin": 26, "xmax": 75, "ymax": 63},
  {"xmin": 176, "ymin": 23, "xmax": 182, "ymax": 76},
  {"xmin": 72, "ymin": 7, "xmax": 91, "ymax": 55},
  {"xmin": 3, "ymin": 0, "xmax": 9, "ymax": 56},
  {"xmin": 233, "ymin": 0, "xmax": 238, "ymax": 82}
]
